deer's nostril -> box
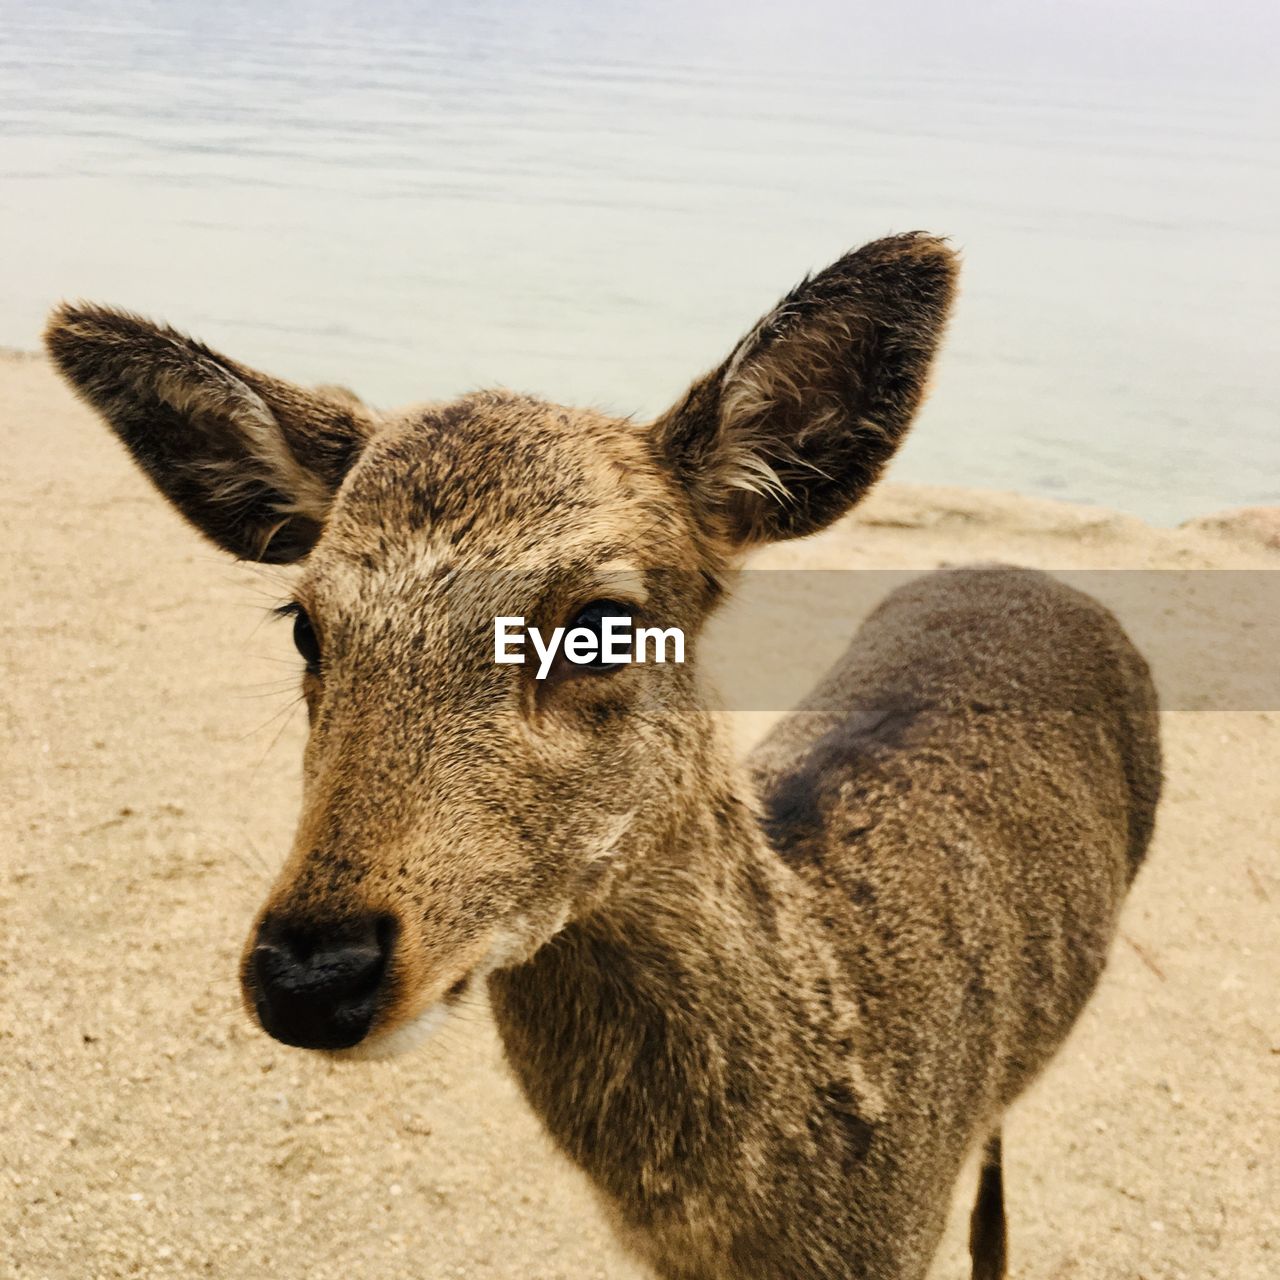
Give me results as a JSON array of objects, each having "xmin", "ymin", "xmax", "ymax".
[{"xmin": 250, "ymin": 912, "xmax": 395, "ymax": 1050}]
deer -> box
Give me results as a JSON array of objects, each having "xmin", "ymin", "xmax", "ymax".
[{"xmin": 44, "ymin": 232, "xmax": 1162, "ymax": 1280}]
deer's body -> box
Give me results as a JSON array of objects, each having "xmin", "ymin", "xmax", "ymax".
[
  {"xmin": 493, "ymin": 566, "xmax": 1159, "ymax": 1279},
  {"xmin": 45, "ymin": 232, "xmax": 1161, "ymax": 1278}
]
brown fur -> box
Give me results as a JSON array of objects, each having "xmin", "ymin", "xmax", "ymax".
[{"xmin": 44, "ymin": 232, "xmax": 1160, "ymax": 1279}]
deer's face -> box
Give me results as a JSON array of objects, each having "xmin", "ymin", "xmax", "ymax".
[
  {"xmin": 253, "ymin": 397, "xmax": 716, "ymax": 1050},
  {"xmin": 45, "ymin": 233, "xmax": 956, "ymax": 1051}
]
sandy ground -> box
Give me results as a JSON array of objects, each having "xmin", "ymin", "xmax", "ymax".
[{"xmin": 2, "ymin": 349, "xmax": 1277, "ymax": 1279}]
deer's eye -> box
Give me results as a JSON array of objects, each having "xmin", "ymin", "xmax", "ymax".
[
  {"xmin": 560, "ymin": 599, "xmax": 635, "ymax": 675},
  {"xmin": 290, "ymin": 607, "xmax": 322, "ymax": 675}
]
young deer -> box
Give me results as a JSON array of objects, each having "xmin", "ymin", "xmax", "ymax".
[{"xmin": 46, "ymin": 233, "xmax": 1161, "ymax": 1280}]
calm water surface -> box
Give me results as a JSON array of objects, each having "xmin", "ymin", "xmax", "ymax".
[{"xmin": 2, "ymin": 0, "xmax": 1276, "ymax": 522}]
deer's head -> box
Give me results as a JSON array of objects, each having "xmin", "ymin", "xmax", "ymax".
[{"xmin": 46, "ymin": 233, "xmax": 957, "ymax": 1052}]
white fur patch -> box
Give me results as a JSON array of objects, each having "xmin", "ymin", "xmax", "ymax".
[{"xmin": 332, "ymin": 1003, "xmax": 450, "ymax": 1061}]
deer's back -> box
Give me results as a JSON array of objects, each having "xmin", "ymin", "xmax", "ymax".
[{"xmin": 750, "ymin": 565, "xmax": 1161, "ymax": 1122}]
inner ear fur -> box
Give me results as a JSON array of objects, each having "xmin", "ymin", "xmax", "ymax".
[
  {"xmin": 653, "ymin": 232, "xmax": 959, "ymax": 547},
  {"xmin": 43, "ymin": 303, "xmax": 378, "ymax": 563}
]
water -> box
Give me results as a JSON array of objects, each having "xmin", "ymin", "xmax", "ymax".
[{"xmin": 2, "ymin": 0, "xmax": 1277, "ymax": 524}]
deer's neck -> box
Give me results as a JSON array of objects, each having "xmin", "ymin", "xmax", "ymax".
[{"xmin": 487, "ymin": 741, "xmax": 859, "ymax": 1222}]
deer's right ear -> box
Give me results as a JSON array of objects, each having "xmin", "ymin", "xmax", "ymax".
[{"xmin": 43, "ymin": 304, "xmax": 378, "ymax": 563}]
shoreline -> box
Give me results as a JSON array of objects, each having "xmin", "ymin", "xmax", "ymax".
[{"xmin": 4, "ymin": 345, "xmax": 1272, "ymax": 544}]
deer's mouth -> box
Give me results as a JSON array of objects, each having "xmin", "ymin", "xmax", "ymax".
[
  {"xmin": 328, "ymin": 965, "xmax": 478, "ymax": 1060},
  {"xmin": 243, "ymin": 896, "xmax": 574, "ymax": 1058},
  {"xmin": 330, "ymin": 1001, "xmax": 452, "ymax": 1060}
]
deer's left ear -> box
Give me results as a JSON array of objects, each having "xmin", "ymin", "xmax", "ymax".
[
  {"xmin": 653, "ymin": 232, "xmax": 958, "ymax": 548},
  {"xmin": 44, "ymin": 304, "xmax": 379, "ymax": 563}
]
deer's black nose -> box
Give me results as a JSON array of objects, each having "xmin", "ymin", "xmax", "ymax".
[{"xmin": 250, "ymin": 914, "xmax": 394, "ymax": 1050}]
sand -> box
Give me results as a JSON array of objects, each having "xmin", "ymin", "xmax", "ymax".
[{"xmin": 2, "ymin": 349, "xmax": 1277, "ymax": 1279}]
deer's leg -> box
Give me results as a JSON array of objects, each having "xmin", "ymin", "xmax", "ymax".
[{"xmin": 968, "ymin": 1132, "xmax": 1007, "ymax": 1280}]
